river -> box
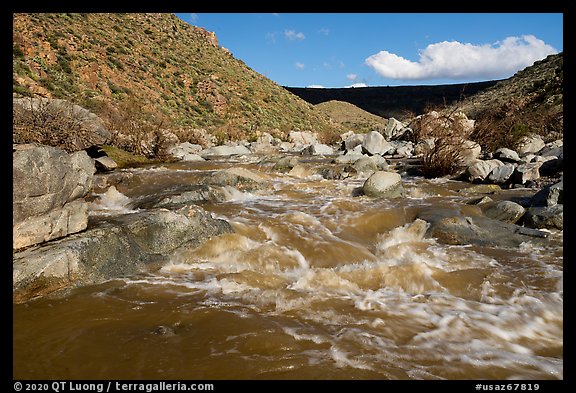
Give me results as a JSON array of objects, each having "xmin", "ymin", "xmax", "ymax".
[{"xmin": 13, "ymin": 156, "xmax": 563, "ymax": 380}]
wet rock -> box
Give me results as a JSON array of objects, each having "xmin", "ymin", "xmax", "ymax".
[
  {"xmin": 333, "ymin": 152, "xmax": 364, "ymax": 165},
  {"xmin": 466, "ymin": 196, "xmax": 493, "ymax": 205},
  {"xmin": 152, "ymin": 185, "xmax": 231, "ymax": 208},
  {"xmin": 13, "ymin": 205, "xmax": 233, "ymax": 303},
  {"xmin": 273, "ymin": 156, "xmax": 300, "ymax": 172},
  {"xmin": 524, "ymin": 205, "xmax": 563, "ymax": 230},
  {"xmin": 206, "ymin": 167, "xmax": 266, "ymax": 191},
  {"xmin": 288, "ymin": 164, "xmax": 316, "ymax": 178},
  {"xmin": 200, "ymin": 144, "xmax": 252, "ymax": 157},
  {"xmin": 362, "ymin": 171, "xmax": 405, "ymax": 198},
  {"xmin": 418, "ymin": 209, "xmax": 548, "ymax": 248},
  {"xmin": 458, "ymin": 184, "xmax": 501, "ymax": 195},
  {"xmin": 531, "ymin": 179, "xmax": 563, "ymax": 207},
  {"xmin": 483, "ymin": 200, "xmax": 526, "ymax": 224},
  {"xmin": 352, "ymin": 156, "xmax": 378, "ymax": 173}
]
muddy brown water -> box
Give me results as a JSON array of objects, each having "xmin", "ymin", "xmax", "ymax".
[{"xmin": 13, "ymin": 157, "xmax": 563, "ymax": 380}]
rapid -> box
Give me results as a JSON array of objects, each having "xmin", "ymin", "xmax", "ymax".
[{"xmin": 13, "ymin": 157, "xmax": 563, "ymax": 380}]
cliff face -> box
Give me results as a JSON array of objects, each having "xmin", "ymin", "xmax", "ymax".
[{"xmin": 12, "ymin": 13, "xmax": 340, "ymax": 144}]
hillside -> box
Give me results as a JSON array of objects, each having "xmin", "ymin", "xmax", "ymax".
[
  {"xmin": 315, "ymin": 100, "xmax": 388, "ymax": 133},
  {"xmin": 12, "ymin": 13, "xmax": 342, "ymax": 147},
  {"xmin": 285, "ymin": 80, "xmax": 500, "ymax": 121}
]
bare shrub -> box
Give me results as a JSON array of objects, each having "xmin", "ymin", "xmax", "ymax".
[{"xmin": 13, "ymin": 98, "xmax": 87, "ymax": 152}]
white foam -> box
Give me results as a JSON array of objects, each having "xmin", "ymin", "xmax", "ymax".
[{"xmin": 89, "ymin": 186, "xmax": 140, "ymax": 216}]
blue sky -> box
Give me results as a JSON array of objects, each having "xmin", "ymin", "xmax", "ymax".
[{"xmin": 175, "ymin": 13, "xmax": 563, "ymax": 88}]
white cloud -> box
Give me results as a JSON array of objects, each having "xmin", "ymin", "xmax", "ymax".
[
  {"xmin": 295, "ymin": 62, "xmax": 305, "ymax": 70},
  {"xmin": 323, "ymin": 62, "xmax": 332, "ymax": 69},
  {"xmin": 346, "ymin": 73, "xmax": 358, "ymax": 81},
  {"xmin": 319, "ymin": 28, "xmax": 330, "ymax": 36},
  {"xmin": 345, "ymin": 83, "xmax": 368, "ymax": 88},
  {"xmin": 365, "ymin": 35, "xmax": 557, "ymax": 80},
  {"xmin": 265, "ymin": 32, "xmax": 277, "ymax": 44},
  {"xmin": 307, "ymin": 84, "xmax": 325, "ymax": 88},
  {"xmin": 285, "ymin": 30, "xmax": 306, "ymax": 41},
  {"xmin": 189, "ymin": 13, "xmax": 199, "ymax": 24}
]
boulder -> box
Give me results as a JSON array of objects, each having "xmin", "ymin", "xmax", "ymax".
[
  {"xmin": 465, "ymin": 159, "xmax": 504, "ymax": 182},
  {"xmin": 512, "ymin": 162, "xmax": 542, "ymax": 185},
  {"xmin": 515, "ymin": 134, "xmax": 545, "ymax": 155},
  {"xmin": 168, "ymin": 142, "xmax": 203, "ymax": 159},
  {"xmin": 273, "ymin": 156, "xmax": 300, "ymax": 172},
  {"xmin": 382, "ymin": 118, "xmax": 406, "ymax": 140},
  {"xmin": 362, "ymin": 131, "xmax": 393, "ymax": 156},
  {"xmin": 418, "ymin": 209, "xmax": 548, "ymax": 248},
  {"xmin": 413, "ymin": 138, "xmax": 435, "ymax": 156},
  {"xmin": 200, "ymin": 144, "xmax": 252, "ymax": 157},
  {"xmin": 487, "ymin": 163, "xmax": 516, "ymax": 184},
  {"xmin": 13, "ymin": 205, "xmax": 233, "ymax": 303},
  {"xmin": 13, "ymin": 98, "xmax": 111, "ymax": 151},
  {"xmin": 483, "ymin": 200, "xmax": 525, "ymax": 224},
  {"xmin": 362, "ymin": 171, "xmax": 405, "ymax": 198},
  {"xmin": 494, "ymin": 148, "xmax": 521, "ymax": 163},
  {"xmin": 391, "ymin": 141, "xmax": 414, "ymax": 158},
  {"xmin": 352, "ymin": 156, "xmax": 378, "ymax": 173},
  {"xmin": 539, "ymin": 140, "xmax": 563, "ymax": 157},
  {"xmin": 458, "ymin": 184, "xmax": 501, "ymax": 195},
  {"xmin": 524, "ymin": 205, "xmax": 563, "ymax": 230},
  {"xmin": 531, "ymin": 180, "xmax": 563, "ymax": 207},
  {"xmin": 206, "ymin": 167, "xmax": 267, "ymax": 191},
  {"xmin": 94, "ymin": 156, "xmax": 118, "ymax": 172},
  {"xmin": 13, "ymin": 144, "xmax": 95, "ymax": 249},
  {"xmin": 289, "ymin": 131, "xmax": 318, "ymax": 146},
  {"xmin": 333, "ymin": 152, "xmax": 364, "ymax": 165},
  {"xmin": 300, "ymin": 143, "xmax": 334, "ymax": 156},
  {"xmin": 458, "ymin": 140, "xmax": 482, "ymax": 166},
  {"xmin": 538, "ymin": 155, "xmax": 563, "ymax": 176},
  {"xmin": 343, "ymin": 133, "xmax": 365, "ymax": 151}
]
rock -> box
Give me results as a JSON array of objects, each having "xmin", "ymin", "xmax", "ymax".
[
  {"xmin": 13, "ymin": 144, "xmax": 95, "ymax": 249},
  {"xmin": 465, "ymin": 159, "xmax": 504, "ymax": 182},
  {"xmin": 531, "ymin": 180, "xmax": 563, "ymax": 207},
  {"xmin": 273, "ymin": 156, "xmax": 300, "ymax": 172},
  {"xmin": 512, "ymin": 162, "xmax": 542, "ymax": 185},
  {"xmin": 206, "ymin": 167, "xmax": 266, "ymax": 191},
  {"xmin": 13, "ymin": 98, "xmax": 111, "ymax": 151},
  {"xmin": 382, "ymin": 118, "xmax": 406, "ymax": 140},
  {"xmin": 418, "ymin": 209, "xmax": 548, "ymax": 248},
  {"xmin": 319, "ymin": 165, "xmax": 353, "ymax": 180},
  {"xmin": 391, "ymin": 141, "xmax": 414, "ymax": 158},
  {"xmin": 538, "ymin": 155, "xmax": 563, "ymax": 176},
  {"xmin": 352, "ymin": 156, "xmax": 378, "ymax": 173},
  {"xmin": 413, "ymin": 138, "xmax": 435, "ymax": 156},
  {"xmin": 278, "ymin": 141, "xmax": 295, "ymax": 152},
  {"xmin": 181, "ymin": 153, "xmax": 205, "ymax": 162},
  {"xmin": 370, "ymin": 155, "xmax": 389, "ymax": 171},
  {"xmin": 288, "ymin": 164, "xmax": 316, "ymax": 178},
  {"xmin": 13, "ymin": 205, "xmax": 233, "ymax": 302},
  {"xmin": 467, "ymin": 196, "xmax": 493, "ymax": 205},
  {"xmin": 13, "ymin": 199, "xmax": 89, "ymax": 250},
  {"xmin": 333, "ymin": 152, "xmax": 364, "ymax": 165},
  {"xmin": 515, "ymin": 134, "xmax": 545, "ymax": 155},
  {"xmin": 289, "ymin": 131, "xmax": 318, "ymax": 146},
  {"xmin": 539, "ymin": 140, "xmax": 563, "ymax": 157},
  {"xmin": 168, "ymin": 142, "xmax": 203, "ymax": 159},
  {"xmin": 520, "ymin": 154, "xmax": 537, "ymax": 164},
  {"xmin": 524, "ymin": 205, "xmax": 563, "ymax": 230},
  {"xmin": 200, "ymin": 144, "xmax": 252, "ymax": 157},
  {"xmin": 249, "ymin": 142, "xmax": 277, "ymax": 154},
  {"xmin": 362, "ymin": 131, "xmax": 393, "ymax": 156},
  {"xmin": 494, "ymin": 148, "xmax": 521, "ymax": 163},
  {"xmin": 362, "ymin": 171, "xmax": 405, "ymax": 198},
  {"xmin": 95, "ymin": 156, "xmax": 118, "ymax": 172},
  {"xmin": 483, "ymin": 200, "xmax": 525, "ymax": 224},
  {"xmin": 458, "ymin": 140, "xmax": 482, "ymax": 166},
  {"xmin": 152, "ymin": 185, "xmax": 232, "ymax": 208},
  {"xmin": 300, "ymin": 143, "xmax": 334, "ymax": 156},
  {"xmin": 458, "ymin": 184, "xmax": 501, "ymax": 195},
  {"xmin": 343, "ymin": 133, "xmax": 365, "ymax": 151},
  {"xmin": 487, "ymin": 163, "xmax": 516, "ymax": 184}
]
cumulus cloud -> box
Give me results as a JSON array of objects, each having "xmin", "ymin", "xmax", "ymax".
[
  {"xmin": 295, "ymin": 62, "xmax": 305, "ymax": 70},
  {"xmin": 346, "ymin": 73, "xmax": 358, "ymax": 81},
  {"xmin": 307, "ymin": 84, "xmax": 325, "ymax": 88},
  {"xmin": 345, "ymin": 83, "xmax": 368, "ymax": 88},
  {"xmin": 365, "ymin": 35, "xmax": 557, "ymax": 80},
  {"xmin": 285, "ymin": 30, "xmax": 306, "ymax": 41}
]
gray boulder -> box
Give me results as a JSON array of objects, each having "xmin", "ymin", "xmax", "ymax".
[
  {"xmin": 205, "ymin": 167, "xmax": 267, "ymax": 191},
  {"xmin": 273, "ymin": 156, "xmax": 300, "ymax": 172},
  {"xmin": 200, "ymin": 144, "xmax": 252, "ymax": 157},
  {"xmin": 95, "ymin": 156, "xmax": 118, "ymax": 171},
  {"xmin": 168, "ymin": 142, "xmax": 204, "ymax": 160},
  {"xmin": 382, "ymin": 118, "xmax": 406, "ymax": 140},
  {"xmin": 524, "ymin": 205, "xmax": 563, "ymax": 230},
  {"xmin": 362, "ymin": 131, "xmax": 393, "ymax": 156},
  {"xmin": 483, "ymin": 200, "xmax": 525, "ymax": 224},
  {"xmin": 13, "ymin": 205, "xmax": 233, "ymax": 303},
  {"xmin": 516, "ymin": 134, "xmax": 545, "ymax": 155},
  {"xmin": 487, "ymin": 163, "xmax": 516, "ymax": 184},
  {"xmin": 352, "ymin": 156, "xmax": 378, "ymax": 173},
  {"xmin": 13, "ymin": 144, "xmax": 95, "ymax": 249},
  {"xmin": 362, "ymin": 171, "xmax": 405, "ymax": 198},
  {"xmin": 343, "ymin": 133, "xmax": 365, "ymax": 151},
  {"xmin": 531, "ymin": 180, "xmax": 563, "ymax": 207},
  {"xmin": 465, "ymin": 159, "xmax": 504, "ymax": 182},
  {"xmin": 512, "ymin": 162, "xmax": 542, "ymax": 185},
  {"xmin": 539, "ymin": 140, "xmax": 563, "ymax": 157},
  {"xmin": 300, "ymin": 143, "xmax": 334, "ymax": 156},
  {"xmin": 494, "ymin": 148, "xmax": 521, "ymax": 163}
]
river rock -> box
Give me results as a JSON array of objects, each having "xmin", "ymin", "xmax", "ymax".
[
  {"xmin": 465, "ymin": 159, "xmax": 504, "ymax": 182},
  {"xmin": 200, "ymin": 144, "xmax": 252, "ymax": 157},
  {"xmin": 13, "ymin": 144, "xmax": 95, "ymax": 249},
  {"xmin": 418, "ymin": 209, "xmax": 548, "ymax": 248},
  {"xmin": 413, "ymin": 138, "xmax": 435, "ymax": 156},
  {"xmin": 343, "ymin": 133, "xmax": 365, "ymax": 151},
  {"xmin": 538, "ymin": 155, "xmax": 563, "ymax": 176},
  {"xmin": 94, "ymin": 156, "xmax": 118, "ymax": 171},
  {"xmin": 524, "ymin": 205, "xmax": 563, "ymax": 230},
  {"xmin": 273, "ymin": 156, "xmax": 300, "ymax": 172},
  {"xmin": 362, "ymin": 171, "xmax": 405, "ymax": 198},
  {"xmin": 206, "ymin": 167, "xmax": 267, "ymax": 191},
  {"xmin": 531, "ymin": 180, "xmax": 563, "ymax": 207},
  {"xmin": 351, "ymin": 156, "xmax": 378, "ymax": 174},
  {"xmin": 152, "ymin": 185, "xmax": 232, "ymax": 208},
  {"xmin": 487, "ymin": 163, "xmax": 516, "ymax": 184},
  {"xmin": 289, "ymin": 131, "xmax": 318, "ymax": 146},
  {"xmin": 494, "ymin": 148, "xmax": 521, "ymax": 163},
  {"xmin": 458, "ymin": 184, "xmax": 501, "ymax": 195},
  {"xmin": 515, "ymin": 134, "xmax": 545, "ymax": 155},
  {"xmin": 459, "ymin": 140, "xmax": 482, "ymax": 166},
  {"xmin": 300, "ymin": 143, "xmax": 334, "ymax": 156},
  {"xmin": 362, "ymin": 131, "xmax": 393, "ymax": 156},
  {"xmin": 168, "ymin": 142, "xmax": 203, "ymax": 159},
  {"xmin": 512, "ymin": 162, "xmax": 542, "ymax": 185},
  {"xmin": 333, "ymin": 152, "xmax": 364, "ymax": 165},
  {"xmin": 483, "ymin": 200, "xmax": 526, "ymax": 224},
  {"xmin": 539, "ymin": 140, "xmax": 563, "ymax": 157},
  {"xmin": 13, "ymin": 205, "xmax": 233, "ymax": 303},
  {"xmin": 13, "ymin": 98, "xmax": 111, "ymax": 151},
  {"xmin": 391, "ymin": 141, "xmax": 414, "ymax": 158},
  {"xmin": 382, "ymin": 118, "xmax": 406, "ymax": 140}
]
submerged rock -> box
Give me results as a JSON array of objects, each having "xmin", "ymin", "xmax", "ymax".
[
  {"xmin": 362, "ymin": 171, "xmax": 405, "ymax": 198},
  {"xmin": 483, "ymin": 200, "xmax": 526, "ymax": 224}
]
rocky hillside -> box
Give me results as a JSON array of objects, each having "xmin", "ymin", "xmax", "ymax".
[{"xmin": 12, "ymin": 13, "xmax": 342, "ymax": 146}]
